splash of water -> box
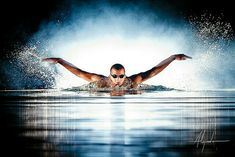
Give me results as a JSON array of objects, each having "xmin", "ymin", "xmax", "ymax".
[
  {"xmin": 187, "ymin": 13, "xmax": 234, "ymax": 89},
  {"xmin": 65, "ymin": 83, "xmax": 174, "ymax": 92},
  {"xmin": 4, "ymin": 45, "xmax": 57, "ymax": 89}
]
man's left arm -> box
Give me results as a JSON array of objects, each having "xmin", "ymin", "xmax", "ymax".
[{"xmin": 130, "ymin": 54, "xmax": 192, "ymax": 84}]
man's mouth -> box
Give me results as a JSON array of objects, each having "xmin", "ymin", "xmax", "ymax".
[{"xmin": 115, "ymin": 83, "xmax": 121, "ymax": 86}]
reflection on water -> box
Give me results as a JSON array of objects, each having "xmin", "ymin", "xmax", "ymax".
[{"xmin": 1, "ymin": 90, "xmax": 235, "ymax": 157}]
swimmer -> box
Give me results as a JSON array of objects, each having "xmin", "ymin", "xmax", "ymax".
[{"xmin": 43, "ymin": 54, "xmax": 192, "ymax": 88}]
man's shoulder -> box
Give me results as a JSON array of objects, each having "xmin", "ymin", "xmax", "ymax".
[{"xmin": 92, "ymin": 77, "xmax": 110, "ymax": 88}]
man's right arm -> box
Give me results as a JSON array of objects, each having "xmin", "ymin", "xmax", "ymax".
[{"xmin": 42, "ymin": 58, "xmax": 105, "ymax": 82}]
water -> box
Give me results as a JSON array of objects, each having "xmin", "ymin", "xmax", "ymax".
[{"xmin": 1, "ymin": 89, "xmax": 235, "ymax": 157}]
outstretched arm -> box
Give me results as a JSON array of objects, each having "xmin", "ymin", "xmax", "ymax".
[
  {"xmin": 130, "ymin": 54, "xmax": 192, "ymax": 84},
  {"xmin": 42, "ymin": 58, "xmax": 105, "ymax": 82}
]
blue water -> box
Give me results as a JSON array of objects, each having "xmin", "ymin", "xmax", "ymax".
[{"xmin": 1, "ymin": 89, "xmax": 235, "ymax": 157}]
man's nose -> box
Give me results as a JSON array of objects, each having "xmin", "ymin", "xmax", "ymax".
[{"xmin": 116, "ymin": 78, "xmax": 120, "ymax": 81}]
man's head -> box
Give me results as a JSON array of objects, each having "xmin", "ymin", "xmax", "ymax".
[{"xmin": 110, "ymin": 63, "xmax": 126, "ymax": 86}]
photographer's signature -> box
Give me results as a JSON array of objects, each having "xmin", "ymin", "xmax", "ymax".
[{"xmin": 193, "ymin": 130, "xmax": 229, "ymax": 152}]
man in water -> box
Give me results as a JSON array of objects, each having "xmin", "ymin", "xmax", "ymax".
[{"xmin": 43, "ymin": 54, "xmax": 191, "ymax": 89}]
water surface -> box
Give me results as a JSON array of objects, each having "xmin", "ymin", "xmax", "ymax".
[{"xmin": 1, "ymin": 89, "xmax": 235, "ymax": 157}]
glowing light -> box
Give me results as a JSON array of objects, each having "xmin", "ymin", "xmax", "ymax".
[{"xmin": 48, "ymin": 33, "xmax": 195, "ymax": 89}]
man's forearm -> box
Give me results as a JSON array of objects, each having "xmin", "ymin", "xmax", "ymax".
[
  {"xmin": 57, "ymin": 59, "xmax": 86, "ymax": 76},
  {"xmin": 148, "ymin": 55, "xmax": 175, "ymax": 77},
  {"xmin": 154, "ymin": 55, "xmax": 175, "ymax": 71},
  {"xmin": 57, "ymin": 58, "xmax": 103, "ymax": 82}
]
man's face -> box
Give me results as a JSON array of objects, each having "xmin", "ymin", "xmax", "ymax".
[{"xmin": 110, "ymin": 68, "xmax": 126, "ymax": 86}]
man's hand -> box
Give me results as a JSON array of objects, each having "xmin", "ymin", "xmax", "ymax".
[
  {"xmin": 42, "ymin": 58, "xmax": 61, "ymax": 64},
  {"xmin": 173, "ymin": 54, "xmax": 192, "ymax": 60}
]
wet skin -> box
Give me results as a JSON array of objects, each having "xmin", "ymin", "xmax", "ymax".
[{"xmin": 109, "ymin": 68, "xmax": 126, "ymax": 87}]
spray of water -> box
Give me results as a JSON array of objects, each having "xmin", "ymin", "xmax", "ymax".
[
  {"xmin": 3, "ymin": 3, "xmax": 235, "ymax": 90},
  {"xmin": 188, "ymin": 13, "xmax": 234, "ymax": 89}
]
